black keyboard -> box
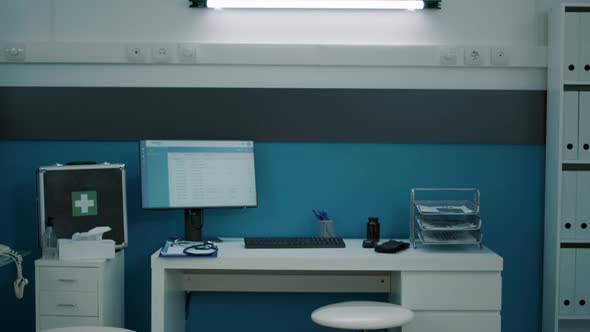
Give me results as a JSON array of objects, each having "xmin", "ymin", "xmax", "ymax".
[{"xmin": 244, "ymin": 237, "xmax": 346, "ymax": 249}]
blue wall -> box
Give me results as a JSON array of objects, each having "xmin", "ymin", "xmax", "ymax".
[{"xmin": 0, "ymin": 141, "xmax": 545, "ymax": 332}]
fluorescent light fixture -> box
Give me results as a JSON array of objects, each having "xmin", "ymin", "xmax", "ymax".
[
  {"xmin": 189, "ymin": 0, "xmax": 442, "ymax": 10},
  {"xmin": 207, "ymin": 0, "xmax": 425, "ymax": 9}
]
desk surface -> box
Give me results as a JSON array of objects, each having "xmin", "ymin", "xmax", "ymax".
[{"xmin": 151, "ymin": 239, "xmax": 502, "ymax": 272}]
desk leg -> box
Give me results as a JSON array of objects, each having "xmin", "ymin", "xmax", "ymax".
[{"xmin": 152, "ymin": 268, "xmax": 185, "ymax": 332}]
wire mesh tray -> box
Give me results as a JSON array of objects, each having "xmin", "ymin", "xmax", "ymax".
[
  {"xmin": 416, "ymin": 215, "xmax": 481, "ymax": 231},
  {"xmin": 414, "ymin": 200, "xmax": 480, "ymax": 216},
  {"xmin": 417, "ymin": 228, "xmax": 482, "ymax": 245}
]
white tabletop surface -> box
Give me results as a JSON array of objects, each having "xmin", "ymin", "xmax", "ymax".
[{"xmin": 151, "ymin": 239, "xmax": 502, "ymax": 272}]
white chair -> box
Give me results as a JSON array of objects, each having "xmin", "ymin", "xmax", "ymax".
[
  {"xmin": 311, "ymin": 301, "xmax": 414, "ymax": 331},
  {"xmin": 44, "ymin": 328, "xmax": 134, "ymax": 332}
]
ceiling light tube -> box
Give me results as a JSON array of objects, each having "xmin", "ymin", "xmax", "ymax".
[{"xmin": 194, "ymin": 0, "xmax": 441, "ymax": 10}]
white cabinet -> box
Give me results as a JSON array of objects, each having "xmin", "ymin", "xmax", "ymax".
[
  {"xmin": 401, "ymin": 271, "xmax": 501, "ymax": 332},
  {"xmin": 35, "ymin": 251, "xmax": 125, "ymax": 332}
]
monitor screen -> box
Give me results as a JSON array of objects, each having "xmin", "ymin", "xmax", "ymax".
[{"xmin": 140, "ymin": 140, "xmax": 257, "ymax": 209}]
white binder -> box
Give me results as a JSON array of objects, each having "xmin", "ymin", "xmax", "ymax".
[
  {"xmin": 575, "ymin": 249, "xmax": 590, "ymax": 316},
  {"xmin": 563, "ymin": 92, "xmax": 579, "ymax": 160},
  {"xmin": 560, "ymin": 248, "xmax": 576, "ymax": 316},
  {"xmin": 564, "ymin": 13, "xmax": 581, "ymax": 82},
  {"xmin": 562, "ymin": 171, "xmax": 577, "ymax": 240},
  {"xmin": 580, "ymin": 14, "xmax": 590, "ymax": 82},
  {"xmin": 576, "ymin": 171, "xmax": 590, "ymax": 240},
  {"xmin": 580, "ymin": 92, "xmax": 590, "ymax": 161}
]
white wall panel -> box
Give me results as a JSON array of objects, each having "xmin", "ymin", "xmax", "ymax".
[
  {"xmin": 0, "ymin": 0, "xmax": 53, "ymax": 41},
  {"xmin": 47, "ymin": 0, "xmax": 539, "ymax": 45}
]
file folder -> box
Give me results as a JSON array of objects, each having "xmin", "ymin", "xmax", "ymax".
[
  {"xmin": 559, "ymin": 248, "xmax": 576, "ymax": 316},
  {"xmin": 564, "ymin": 13, "xmax": 581, "ymax": 82},
  {"xmin": 563, "ymin": 92, "xmax": 579, "ymax": 161},
  {"xmin": 575, "ymin": 249, "xmax": 590, "ymax": 316},
  {"xmin": 581, "ymin": 15, "xmax": 590, "ymax": 82},
  {"xmin": 579, "ymin": 93, "xmax": 590, "ymax": 161},
  {"xmin": 576, "ymin": 171, "xmax": 590, "ymax": 240},
  {"xmin": 562, "ymin": 171, "xmax": 577, "ymax": 240}
]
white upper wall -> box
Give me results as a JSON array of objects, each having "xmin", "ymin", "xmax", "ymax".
[
  {"xmin": 0, "ymin": 0, "xmax": 554, "ymax": 89},
  {"xmin": 1, "ymin": 0, "xmax": 549, "ymax": 45}
]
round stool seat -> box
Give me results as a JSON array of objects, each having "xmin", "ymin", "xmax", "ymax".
[
  {"xmin": 44, "ymin": 328, "xmax": 134, "ymax": 332},
  {"xmin": 311, "ymin": 301, "xmax": 414, "ymax": 330}
]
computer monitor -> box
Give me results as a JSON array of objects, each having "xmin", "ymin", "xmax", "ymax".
[{"xmin": 140, "ymin": 140, "xmax": 257, "ymax": 241}]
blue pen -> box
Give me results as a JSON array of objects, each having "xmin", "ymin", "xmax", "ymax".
[
  {"xmin": 313, "ymin": 209, "xmax": 329, "ymax": 221},
  {"xmin": 313, "ymin": 209, "xmax": 322, "ymax": 220}
]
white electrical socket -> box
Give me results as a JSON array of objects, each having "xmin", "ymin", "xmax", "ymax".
[
  {"xmin": 3, "ymin": 43, "xmax": 26, "ymax": 61},
  {"xmin": 490, "ymin": 47, "xmax": 510, "ymax": 66},
  {"xmin": 178, "ymin": 44, "xmax": 196, "ymax": 63},
  {"xmin": 126, "ymin": 44, "xmax": 147, "ymax": 63},
  {"xmin": 439, "ymin": 47, "xmax": 459, "ymax": 66},
  {"xmin": 152, "ymin": 44, "xmax": 173, "ymax": 63},
  {"xmin": 464, "ymin": 47, "xmax": 486, "ymax": 66}
]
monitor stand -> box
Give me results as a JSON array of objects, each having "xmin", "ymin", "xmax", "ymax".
[{"xmin": 184, "ymin": 208, "xmax": 222, "ymax": 242}]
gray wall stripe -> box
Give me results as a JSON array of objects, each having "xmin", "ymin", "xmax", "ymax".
[{"xmin": 0, "ymin": 87, "xmax": 546, "ymax": 144}]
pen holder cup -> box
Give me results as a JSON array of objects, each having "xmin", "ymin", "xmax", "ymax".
[{"xmin": 319, "ymin": 220, "xmax": 336, "ymax": 237}]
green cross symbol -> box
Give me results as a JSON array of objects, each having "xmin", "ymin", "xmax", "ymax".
[{"xmin": 72, "ymin": 191, "xmax": 98, "ymax": 216}]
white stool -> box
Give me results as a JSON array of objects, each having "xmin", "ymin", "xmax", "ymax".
[
  {"xmin": 43, "ymin": 328, "xmax": 134, "ymax": 332},
  {"xmin": 311, "ymin": 301, "xmax": 414, "ymax": 331}
]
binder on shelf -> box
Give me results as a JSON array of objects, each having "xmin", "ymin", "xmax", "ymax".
[
  {"xmin": 563, "ymin": 92, "xmax": 579, "ymax": 161},
  {"xmin": 562, "ymin": 172, "xmax": 577, "ymax": 240},
  {"xmin": 564, "ymin": 12, "xmax": 581, "ymax": 82},
  {"xmin": 575, "ymin": 249, "xmax": 590, "ymax": 316},
  {"xmin": 581, "ymin": 15, "xmax": 590, "ymax": 82},
  {"xmin": 559, "ymin": 248, "xmax": 576, "ymax": 316},
  {"xmin": 576, "ymin": 172, "xmax": 590, "ymax": 240},
  {"xmin": 579, "ymin": 93, "xmax": 590, "ymax": 161}
]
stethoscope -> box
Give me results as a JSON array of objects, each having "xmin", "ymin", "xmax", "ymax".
[{"xmin": 173, "ymin": 239, "xmax": 218, "ymax": 257}]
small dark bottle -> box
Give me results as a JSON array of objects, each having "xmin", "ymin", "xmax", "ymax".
[{"xmin": 367, "ymin": 217, "xmax": 380, "ymax": 241}]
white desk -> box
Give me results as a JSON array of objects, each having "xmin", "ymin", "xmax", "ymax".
[{"xmin": 151, "ymin": 239, "xmax": 503, "ymax": 332}]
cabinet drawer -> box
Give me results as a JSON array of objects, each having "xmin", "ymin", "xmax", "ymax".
[
  {"xmin": 402, "ymin": 311, "xmax": 500, "ymax": 332},
  {"xmin": 39, "ymin": 316, "xmax": 99, "ymax": 331},
  {"xmin": 39, "ymin": 291, "xmax": 98, "ymax": 316},
  {"xmin": 38, "ymin": 267, "xmax": 98, "ymax": 292},
  {"xmin": 401, "ymin": 271, "xmax": 501, "ymax": 310}
]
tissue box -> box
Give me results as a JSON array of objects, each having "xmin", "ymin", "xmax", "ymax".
[
  {"xmin": 58, "ymin": 239, "xmax": 115, "ymax": 260},
  {"xmin": 37, "ymin": 163, "xmax": 128, "ymax": 249}
]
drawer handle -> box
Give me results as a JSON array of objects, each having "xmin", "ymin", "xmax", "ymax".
[
  {"xmin": 57, "ymin": 278, "xmax": 77, "ymax": 282},
  {"xmin": 57, "ymin": 303, "xmax": 77, "ymax": 307}
]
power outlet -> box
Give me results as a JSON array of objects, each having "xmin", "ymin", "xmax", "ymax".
[
  {"xmin": 464, "ymin": 47, "xmax": 486, "ymax": 66},
  {"xmin": 3, "ymin": 43, "xmax": 26, "ymax": 61},
  {"xmin": 127, "ymin": 44, "xmax": 147, "ymax": 63},
  {"xmin": 178, "ymin": 44, "xmax": 196, "ymax": 63},
  {"xmin": 152, "ymin": 44, "xmax": 173, "ymax": 63},
  {"xmin": 490, "ymin": 47, "xmax": 510, "ymax": 66}
]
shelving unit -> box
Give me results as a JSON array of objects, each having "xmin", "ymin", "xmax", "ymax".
[
  {"xmin": 410, "ymin": 188, "xmax": 482, "ymax": 249},
  {"xmin": 544, "ymin": 4, "xmax": 590, "ymax": 332}
]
